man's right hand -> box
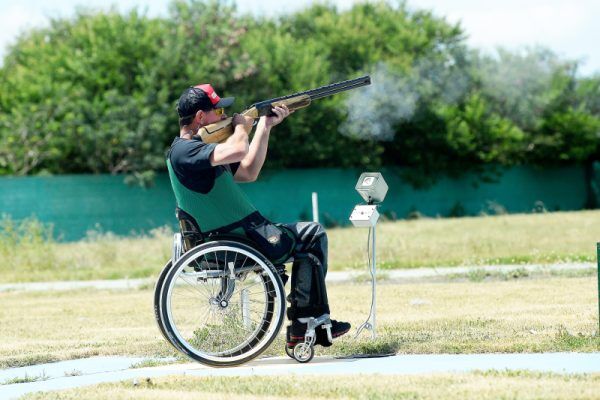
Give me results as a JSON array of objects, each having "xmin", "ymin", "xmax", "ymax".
[{"xmin": 232, "ymin": 114, "xmax": 255, "ymax": 132}]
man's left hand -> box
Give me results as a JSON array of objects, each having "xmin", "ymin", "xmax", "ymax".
[{"xmin": 263, "ymin": 105, "xmax": 293, "ymax": 129}]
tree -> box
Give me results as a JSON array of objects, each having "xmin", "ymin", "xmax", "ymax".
[{"xmin": 0, "ymin": 9, "xmax": 169, "ymax": 182}]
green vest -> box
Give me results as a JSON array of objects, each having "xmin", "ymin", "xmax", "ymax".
[{"xmin": 166, "ymin": 158, "xmax": 257, "ymax": 234}]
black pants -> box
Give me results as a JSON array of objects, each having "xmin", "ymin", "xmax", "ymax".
[
  {"xmin": 203, "ymin": 212, "xmax": 330, "ymax": 320},
  {"xmin": 279, "ymin": 222, "xmax": 330, "ymax": 320}
]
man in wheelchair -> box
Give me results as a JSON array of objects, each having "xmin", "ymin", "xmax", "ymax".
[{"xmin": 167, "ymin": 84, "xmax": 351, "ymax": 351}]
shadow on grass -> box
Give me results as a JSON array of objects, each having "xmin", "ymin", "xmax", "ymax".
[{"xmin": 261, "ymin": 320, "xmax": 600, "ymax": 359}]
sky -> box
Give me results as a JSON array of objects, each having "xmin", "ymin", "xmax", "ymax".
[{"xmin": 0, "ymin": 0, "xmax": 598, "ymax": 76}]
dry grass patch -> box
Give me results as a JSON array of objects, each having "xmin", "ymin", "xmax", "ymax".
[
  {"xmin": 328, "ymin": 210, "xmax": 600, "ymax": 269},
  {"xmin": 3, "ymin": 210, "xmax": 600, "ymax": 283},
  {"xmin": 1, "ymin": 276, "xmax": 597, "ymax": 369},
  {"xmin": 21, "ymin": 372, "xmax": 600, "ymax": 400},
  {"xmin": 0, "ymin": 288, "xmax": 179, "ymax": 369},
  {"xmin": 0, "ymin": 230, "xmax": 171, "ymax": 283}
]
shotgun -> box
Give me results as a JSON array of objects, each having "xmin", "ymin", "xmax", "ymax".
[{"xmin": 198, "ymin": 75, "xmax": 371, "ymax": 143}]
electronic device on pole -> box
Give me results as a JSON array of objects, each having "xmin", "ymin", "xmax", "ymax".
[{"xmin": 349, "ymin": 172, "xmax": 388, "ymax": 339}]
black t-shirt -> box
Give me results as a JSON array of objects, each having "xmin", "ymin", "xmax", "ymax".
[{"xmin": 168, "ymin": 137, "xmax": 240, "ymax": 194}]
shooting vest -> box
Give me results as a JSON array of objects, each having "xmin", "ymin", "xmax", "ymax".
[{"xmin": 166, "ymin": 157, "xmax": 257, "ymax": 235}]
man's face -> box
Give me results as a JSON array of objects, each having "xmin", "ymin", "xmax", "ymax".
[{"xmin": 199, "ymin": 108, "xmax": 227, "ymax": 125}]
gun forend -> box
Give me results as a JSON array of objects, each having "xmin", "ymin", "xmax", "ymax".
[{"xmin": 250, "ymin": 95, "xmax": 312, "ymax": 117}]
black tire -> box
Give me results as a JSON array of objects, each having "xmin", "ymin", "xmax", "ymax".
[
  {"xmin": 158, "ymin": 240, "xmax": 285, "ymax": 367},
  {"xmin": 153, "ymin": 259, "xmax": 186, "ymax": 353},
  {"xmin": 293, "ymin": 343, "xmax": 314, "ymax": 363}
]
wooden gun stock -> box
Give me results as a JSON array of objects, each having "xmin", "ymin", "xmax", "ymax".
[{"xmin": 198, "ymin": 95, "xmax": 312, "ymax": 143}]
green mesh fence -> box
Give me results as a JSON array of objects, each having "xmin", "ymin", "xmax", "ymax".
[{"xmin": 0, "ymin": 166, "xmax": 588, "ymax": 241}]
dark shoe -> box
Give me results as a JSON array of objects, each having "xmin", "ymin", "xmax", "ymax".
[
  {"xmin": 317, "ymin": 320, "xmax": 351, "ymax": 347},
  {"xmin": 286, "ymin": 319, "xmax": 351, "ymax": 348},
  {"xmin": 333, "ymin": 320, "xmax": 351, "ymax": 338}
]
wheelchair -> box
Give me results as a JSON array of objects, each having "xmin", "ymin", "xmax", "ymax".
[{"xmin": 153, "ymin": 209, "xmax": 331, "ymax": 366}]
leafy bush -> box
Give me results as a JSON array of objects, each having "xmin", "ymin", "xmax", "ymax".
[{"xmin": 0, "ymin": 0, "xmax": 599, "ymax": 186}]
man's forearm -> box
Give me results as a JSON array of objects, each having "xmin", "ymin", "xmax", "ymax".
[
  {"xmin": 228, "ymin": 124, "xmax": 250, "ymax": 152},
  {"xmin": 211, "ymin": 123, "xmax": 250, "ymax": 166},
  {"xmin": 240, "ymin": 119, "xmax": 271, "ymax": 179}
]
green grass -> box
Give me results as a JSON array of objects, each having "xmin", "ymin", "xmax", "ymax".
[
  {"xmin": 2, "ymin": 210, "xmax": 600, "ymax": 283},
  {"xmin": 333, "ymin": 210, "xmax": 600, "ymax": 270},
  {"xmin": 446, "ymin": 266, "xmax": 531, "ymax": 282},
  {"xmin": 1, "ymin": 371, "xmax": 48, "ymax": 385},
  {"xmin": 0, "ymin": 276, "xmax": 597, "ymax": 369},
  {"xmin": 19, "ymin": 371, "xmax": 600, "ymax": 400},
  {"xmin": 445, "ymin": 266, "xmax": 596, "ymax": 282}
]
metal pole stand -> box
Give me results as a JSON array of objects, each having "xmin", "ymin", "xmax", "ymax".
[
  {"xmin": 349, "ymin": 172, "xmax": 387, "ymax": 341},
  {"xmin": 354, "ymin": 225, "xmax": 377, "ymax": 340}
]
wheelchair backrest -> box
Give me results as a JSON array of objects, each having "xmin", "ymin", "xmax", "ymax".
[
  {"xmin": 175, "ymin": 208, "xmax": 204, "ymax": 251},
  {"xmin": 175, "ymin": 207, "xmax": 254, "ymax": 251}
]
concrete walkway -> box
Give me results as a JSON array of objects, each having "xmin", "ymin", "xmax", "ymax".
[
  {"xmin": 2, "ymin": 353, "xmax": 600, "ymax": 399},
  {"xmin": 0, "ymin": 262, "xmax": 594, "ymax": 293}
]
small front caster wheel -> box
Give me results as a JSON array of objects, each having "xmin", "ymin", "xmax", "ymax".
[{"xmin": 293, "ymin": 342, "xmax": 314, "ymax": 363}]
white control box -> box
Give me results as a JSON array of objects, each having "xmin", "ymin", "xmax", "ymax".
[{"xmin": 349, "ymin": 205, "xmax": 380, "ymax": 227}]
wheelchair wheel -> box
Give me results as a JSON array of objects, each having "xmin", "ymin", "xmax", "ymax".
[
  {"xmin": 292, "ymin": 342, "xmax": 314, "ymax": 363},
  {"xmin": 153, "ymin": 259, "xmax": 186, "ymax": 353},
  {"xmin": 158, "ymin": 240, "xmax": 285, "ymax": 367}
]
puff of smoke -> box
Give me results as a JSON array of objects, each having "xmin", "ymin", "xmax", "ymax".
[
  {"xmin": 340, "ymin": 57, "xmax": 470, "ymax": 142},
  {"xmin": 339, "ymin": 63, "xmax": 418, "ymax": 142},
  {"xmin": 477, "ymin": 47, "xmax": 570, "ymax": 130},
  {"xmin": 414, "ymin": 52, "xmax": 471, "ymax": 105},
  {"xmin": 340, "ymin": 48, "xmax": 574, "ymax": 143}
]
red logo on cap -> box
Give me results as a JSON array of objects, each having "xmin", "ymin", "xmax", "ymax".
[{"xmin": 195, "ymin": 84, "xmax": 221, "ymax": 106}]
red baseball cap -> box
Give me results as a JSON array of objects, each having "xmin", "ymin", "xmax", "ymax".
[
  {"xmin": 177, "ymin": 84, "xmax": 235, "ymax": 119},
  {"xmin": 194, "ymin": 84, "xmax": 235, "ymax": 108}
]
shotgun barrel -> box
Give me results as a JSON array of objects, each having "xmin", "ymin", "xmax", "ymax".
[{"xmin": 251, "ymin": 75, "xmax": 372, "ymax": 116}]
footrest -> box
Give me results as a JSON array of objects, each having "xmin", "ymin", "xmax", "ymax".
[{"xmin": 299, "ymin": 314, "xmax": 332, "ymax": 345}]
